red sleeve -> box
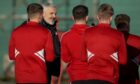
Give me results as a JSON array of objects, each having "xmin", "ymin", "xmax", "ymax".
[
  {"xmin": 45, "ymin": 31, "xmax": 55, "ymax": 62},
  {"xmin": 118, "ymin": 33, "xmax": 127, "ymax": 65},
  {"xmin": 127, "ymin": 35, "xmax": 140, "ymax": 49},
  {"xmin": 61, "ymin": 35, "xmax": 71, "ymax": 63},
  {"xmin": 9, "ymin": 32, "xmax": 15, "ymax": 60}
]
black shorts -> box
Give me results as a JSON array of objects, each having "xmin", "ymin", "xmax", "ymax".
[{"xmin": 72, "ymin": 80, "xmax": 112, "ymax": 84}]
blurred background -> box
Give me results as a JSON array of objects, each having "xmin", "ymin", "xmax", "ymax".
[{"xmin": 0, "ymin": 0, "xmax": 140, "ymax": 84}]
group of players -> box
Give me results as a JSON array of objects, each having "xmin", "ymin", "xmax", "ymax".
[{"xmin": 9, "ymin": 2, "xmax": 140, "ymax": 84}]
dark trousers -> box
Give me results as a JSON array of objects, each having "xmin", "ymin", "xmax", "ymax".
[
  {"xmin": 47, "ymin": 63, "xmax": 52, "ymax": 84},
  {"xmin": 46, "ymin": 57, "xmax": 60, "ymax": 84},
  {"xmin": 119, "ymin": 78, "xmax": 137, "ymax": 84},
  {"xmin": 72, "ymin": 80, "xmax": 112, "ymax": 84}
]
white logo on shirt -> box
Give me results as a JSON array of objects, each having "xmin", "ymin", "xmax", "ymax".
[
  {"xmin": 110, "ymin": 52, "xmax": 118, "ymax": 62},
  {"xmin": 34, "ymin": 49, "xmax": 45, "ymax": 62},
  {"xmin": 87, "ymin": 49, "xmax": 95, "ymax": 61},
  {"xmin": 15, "ymin": 48, "xmax": 20, "ymax": 57}
]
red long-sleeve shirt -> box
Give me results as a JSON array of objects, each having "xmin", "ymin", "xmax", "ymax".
[
  {"xmin": 61, "ymin": 24, "xmax": 89, "ymax": 81},
  {"xmin": 84, "ymin": 23, "xmax": 127, "ymax": 84},
  {"xmin": 9, "ymin": 21, "xmax": 54, "ymax": 83},
  {"xmin": 119, "ymin": 33, "xmax": 140, "ymax": 83},
  {"xmin": 127, "ymin": 34, "xmax": 140, "ymax": 50}
]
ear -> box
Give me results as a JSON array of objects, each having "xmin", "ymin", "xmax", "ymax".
[
  {"xmin": 71, "ymin": 16, "xmax": 74, "ymax": 20},
  {"xmin": 85, "ymin": 16, "xmax": 89, "ymax": 22},
  {"xmin": 96, "ymin": 15, "xmax": 100, "ymax": 21},
  {"xmin": 109, "ymin": 16, "xmax": 113, "ymax": 22},
  {"xmin": 38, "ymin": 14, "xmax": 43, "ymax": 22}
]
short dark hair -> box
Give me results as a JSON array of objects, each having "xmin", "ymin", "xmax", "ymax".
[
  {"xmin": 72, "ymin": 5, "xmax": 88, "ymax": 20},
  {"xmin": 115, "ymin": 14, "xmax": 130, "ymax": 27},
  {"xmin": 98, "ymin": 3, "xmax": 114, "ymax": 20},
  {"xmin": 116, "ymin": 23, "xmax": 129, "ymax": 30},
  {"xmin": 115, "ymin": 14, "xmax": 130, "ymax": 33},
  {"xmin": 27, "ymin": 3, "xmax": 43, "ymax": 19}
]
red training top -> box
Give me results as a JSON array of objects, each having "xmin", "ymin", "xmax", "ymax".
[
  {"xmin": 9, "ymin": 21, "xmax": 54, "ymax": 83},
  {"xmin": 61, "ymin": 24, "xmax": 89, "ymax": 81},
  {"xmin": 83, "ymin": 23, "xmax": 127, "ymax": 84}
]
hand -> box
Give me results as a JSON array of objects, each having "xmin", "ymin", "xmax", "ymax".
[{"xmin": 131, "ymin": 55, "xmax": 140, "ymax": 66}]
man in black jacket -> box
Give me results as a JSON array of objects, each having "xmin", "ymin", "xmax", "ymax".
[
  {"xmin": 115, "ymin": 14, "xmax": 140, "ymax": 84},
  {"xmin": 41, "ymin": 4, "xmax": 61, "ymax": 84}
]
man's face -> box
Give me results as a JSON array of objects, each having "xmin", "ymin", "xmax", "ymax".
[{"xmin": 43, "ymin": 7, "xmax": 57, "ymax": 24}]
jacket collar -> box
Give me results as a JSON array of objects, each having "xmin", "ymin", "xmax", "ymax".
[
  {"xmin": 27, "ymin": 21, "xmax": 39, "ymax": 25},
  {"xmin": 97, "ymin": 23, "xmax": 111, "ymax": 28},
  {"xmin": 41, "ymin": 19, "xmax": 57, "ymax": 31},
  {"xmin": 70, "ymin": 24, "xmax": 89, "ymax": 35},
  {"xmin": 71, "ymin": 24, "xmax": 89, "ymax": 32}
]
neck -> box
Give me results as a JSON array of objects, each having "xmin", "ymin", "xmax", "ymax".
[
  {"xmin": 75, "ymin": 20, "xmax": 87, "ymax": 25},
  {"xmin": 30, "ymin": 19, "xmax": 40, "ymax": 23},
  {"xmin": 99, "ymin": 20, "xmax": 111, "ymax": 24},
  {"xmin": 97, "ymin": 16, "xmax": 112, "ymax": 24}
]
